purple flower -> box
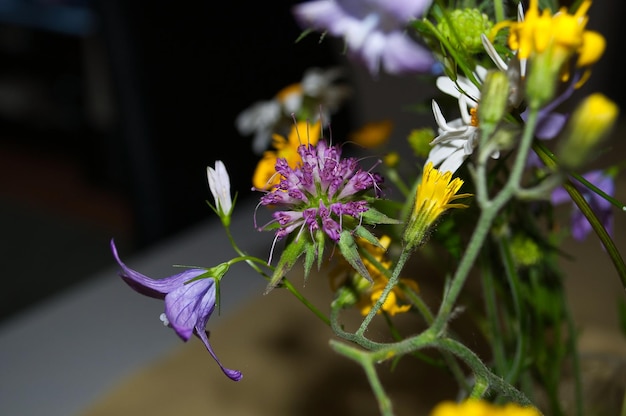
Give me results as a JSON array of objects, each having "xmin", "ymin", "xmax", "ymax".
[
  {"xmin": 551, "ymin": 170, "xmax": 614, "ymax": 241},
  {"xmin": 256, "ymin": 139, "xmax": 383, "ymax": 250},
  {"xmin": 110, "ymin": 239, "xmax": 242, "ymax": 381},
  {"xmin": 292, "ymin": 0, "xmax": 435, "ymax": 75}
]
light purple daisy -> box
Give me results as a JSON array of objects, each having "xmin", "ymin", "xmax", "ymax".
[
  {"xmin": 551, "ymin": 170, "xmax": 615, "ymax": 241},
  {"xmin": 292, "ymin": 0, "xmax": 435, "ymax": 76},
  {"xmin": 111, "ymin": 239, "xmax": 242, "ymax": 381}
]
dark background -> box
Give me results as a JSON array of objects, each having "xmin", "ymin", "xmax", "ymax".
[{"xmin": 0, "ymin": 0, "xmax": 350, "ymax": 321}]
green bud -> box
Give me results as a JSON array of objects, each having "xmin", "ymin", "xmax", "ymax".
[
  {"xmin": 437, "ymin": 9, "xmax": 493, "ymax": 54},
  {"xmin": 407, "ymin": 128, "xmax": 436, "ymax": 158},
  {"xmin": 556, "ymin": 93, "xmax": 619, "ymax": 169},
  {"xmin": 524, "ymin": 45, "xmax": 569, "ymax": 109},
  {"xmin": 478, "ymin": 70, "xmax": 510, "ymax": 127},
  {"xmin": 333, "ymin": 286, "xmax": 359, "ymax": 309},
  {"xmin": 510, "ymin": 234, "xmax": 542, "ymax": 268}
]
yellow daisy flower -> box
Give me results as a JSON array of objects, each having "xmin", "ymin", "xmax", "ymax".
[
  {"xmin": 404, "ymin": 162, "xmax": 472, "ymax": 249},
  {"xmin": 491, "ymin": 0, "xmax": 604, "ymax": 106},
  {"xmin": 430, "ymin": 399, "xmax": 541, "ymax": 416},
  {"xmin": 252, "ymin": 120, "xmax": 321, "ymax": 190}
]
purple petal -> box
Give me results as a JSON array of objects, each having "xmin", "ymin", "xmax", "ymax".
[
  {"xmin": 292, "ymin": 1, "xmax": 346, "ymax": 36},
  {"xmin": 372, "ymin": 0, "xmax": 433, "ymax": 21},
  {"xmin": 381, "ymin": 31, "xmax": 434, "ymax": 74},
  {"xmin": 111, "ymin": 239, "xmax": 207, "ymax": 299},
  {"xmin": 164, "ymin": 277, "xmax": 216, "ymax": 341},
  {"xmin": 550, "ymin": 185, "xmax": 570, "ymax": 205},
  {"xmin": 196, "ymin": 329, "xmax": 243, "ymax": 381},
  {"xmin": 551, "ymin": 170, "xmax": 615, "ymax": 241},
  {"xmin": 534, "ymin": 112, "xmax": 568, "ymax": 140}
]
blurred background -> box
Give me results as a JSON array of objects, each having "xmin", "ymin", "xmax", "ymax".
[
  {"xmin": 0, "ymin": 0, "xmax": 624, "ymax": 357},
  {"xmin": 0, "ymin": 0, "xmax": 353, "ymax": 322}
]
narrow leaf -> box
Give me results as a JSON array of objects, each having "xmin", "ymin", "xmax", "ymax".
[{"xmin": 338, "ymin": 230, "xmax": 372, "ymax": 282}]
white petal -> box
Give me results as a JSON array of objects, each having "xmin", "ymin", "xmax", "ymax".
[{"xmin": 481, "ymin": 34, "xmax": 508, "ymax": 72}]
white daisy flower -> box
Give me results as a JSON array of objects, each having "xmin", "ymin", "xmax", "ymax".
[{"xmin": 426, "ymin": 66, "xmax": 500, "ymax": 173}]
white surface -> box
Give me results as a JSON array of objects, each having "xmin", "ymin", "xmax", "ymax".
[{"xmin": 0, "ymin": 198, "xmax": 269, "ymax": 416}]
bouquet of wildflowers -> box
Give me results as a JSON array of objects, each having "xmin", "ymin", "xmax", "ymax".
[{"xmin": 111, "ymin": 0, "xmax": 626, "ymax": 414}]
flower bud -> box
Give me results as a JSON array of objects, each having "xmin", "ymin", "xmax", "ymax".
[
  {"xmin": 437, "ymin": 9, "xmax": 493, "ymax": 54},
  {"xmin": 478, "ymin": 70, "xmax": 510, "ymax": 127},
  {"xmin": 556, "ymin": 93, "xmax": 618, "ymax": 169},
  {"xmin": 510, "ymin": 234, "xmax": 542, "ymax": 268},
  {"xmin": 524, "ymin": 46, "xmax": 569, "ymax": 108},
  {"xmin": 407, "ymin": 128, "xmax": 435, "ymax": 158}
]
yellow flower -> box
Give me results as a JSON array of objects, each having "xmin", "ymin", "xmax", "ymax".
[
  {"xmin": 384, "ymin": 151, "xmax": 400, "ymax": 168},
  {"xmin": 501, "ymin": 0, "xmax": 603, "ymax": 66},
  {"xmin": 359, "ymin": 278, "xmax": 419, "ymax": 316},
  {"xmin": 430, "ymin": 400, "xmax": 541, "ymax": 416},
  {"xmin": 556, "ymin": 93, "xmax": 619, "ymax": 169},
  {"xmin": 252, "ymin": 121, "xmax": 321, "ymax": 190},
  {"xmin": 330, "ymin": 235, "xmax": 418, "ymax": 316},
  {"xmin": 404, "ymin": 162, "xmax": 472, "ymax": 249},
  {"xmin": 491, "ymin": 0, "xmax": 604, "ymax": 106},
  {"xmin": 349, "ymin": 120, "xmax": 393, "ymax": 148}
]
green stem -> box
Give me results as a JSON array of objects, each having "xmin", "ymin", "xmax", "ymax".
[
  {"xmin": 433, "ymin": 107, "xmax": 540, "ymax": 332},
  {"xmin": 496, "ymin": 238, "xmax": 527, "ymax": 386},
  {"xmin": 437, "ymin": 337, "xmax": 537, "ymax": 407},
  {"xmin": 417, "ymin": 18, "xmax": 479, "ymax": 86},
  {"xmin": 481, "ymin": 249, "xmax": 508, "ymax": 376},
  {"xmin": 329, "ymin": 340, "xmax": 394, "ymax": 416},
  {"xmin": 493, "ymin": 0, "xmax": 505, "ymax": 22},
  {"xmin": 564, "ymin": 296, "xmax": 584, "ymax": 416},
  {"xmin": 224, "ymin": 224, "xmax": 330, "ymax": 325},
  {"xmin": 385, "ymin": 166, "xmax": 410, "ymax": 197},
  {"xmin": 357, "ymin": 247, "xmax": 413, "ymax": 336}
]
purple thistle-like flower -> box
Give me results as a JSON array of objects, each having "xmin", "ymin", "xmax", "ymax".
[
  {"xmin": 551, "ymin": 170, "xmax": 615, "ymax": 241},
  {"xmin": 292, "ymin": 0, "xmax": 435, "ymax": 76},
  {"xmin": 257, "ymin": 140, "xmax": 383, "ymax": 246},
  {"xmin": 110, "ymin": 239, "xmax": 242, "ymax": 381}
]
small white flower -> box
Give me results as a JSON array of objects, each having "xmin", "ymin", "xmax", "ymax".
[
  {"xmin": 426, "ymin": 66, "xmax": 503, "ymax": 173},
  {"xmin": 427, "ymin": 98, "xmax": 482, "ymax": 174},
  {"xmin": 235, "ymin": 67, "xmax": 351, "ymax": 154},
  {"xmin": 207, "ymin": 161, "xmax": 233, "ymax": 216},
  {"xmin": 235, "ymin": 100, "xmax": 282, "ymax": 154}
]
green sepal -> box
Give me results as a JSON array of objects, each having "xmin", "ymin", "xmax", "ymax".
[
  {"xmin": 265, "ymin": 235, "xmax": 308, "ymax": 294},
  {"xmin": 303, "ymin": 239, "xmax": 316, "ymax": 283},
  {"xmin": 353, "ymin": 226, "xmax": 385, "ymax": 250},
  {"xmin": 338, "ymin": 229, "xmax": 372, "ymax": 283},
  {"xmin": 315, "ymin": 229, "xmax": 326, "ymax": 270},
  {"xmin": 361, "ymin": 207, "xmax": 402, "ymax": 226}
]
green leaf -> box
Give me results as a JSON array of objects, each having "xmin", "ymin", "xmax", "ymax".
[
  {"xmin": 362, "ymin": 207, "xmax": 402, "ymax": 225},
  {"xmin": 353, "ymin": 226, "xmax": 385, "ymax": 249},
  {"xmin": 303, "ymin": 240, "xmax": 316, "ymax": 282},
  {"xmin": 315, "ymin": 229, "xmax": 326, "ymax": 270},
  {"xmin": 338, "ymin": 230, "xmax": 372, "ymax": 282},
  {"xmin": 265, "ymin": 236, "xmax": 308, "ymax": 294}
]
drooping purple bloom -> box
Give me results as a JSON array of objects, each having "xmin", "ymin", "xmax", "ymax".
[
  {"xmin": 292, "ymin": 0, "xmax": 435, "ymax": 76},
  {"xmin": 551, "ymin": 170, "xmax": 614, "ymax": 241},
  {"xmin": 256, "ymin": 139, "xmax": 383, "ymax": 248},
  {"xmin": 110, "ymin": 239, "xmax": 242, "ymax": 381}
]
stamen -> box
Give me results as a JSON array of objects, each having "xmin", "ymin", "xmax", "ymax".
[{"xmin": 470, "ymin": 108, "xmax": 479, "ymax": 127}]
